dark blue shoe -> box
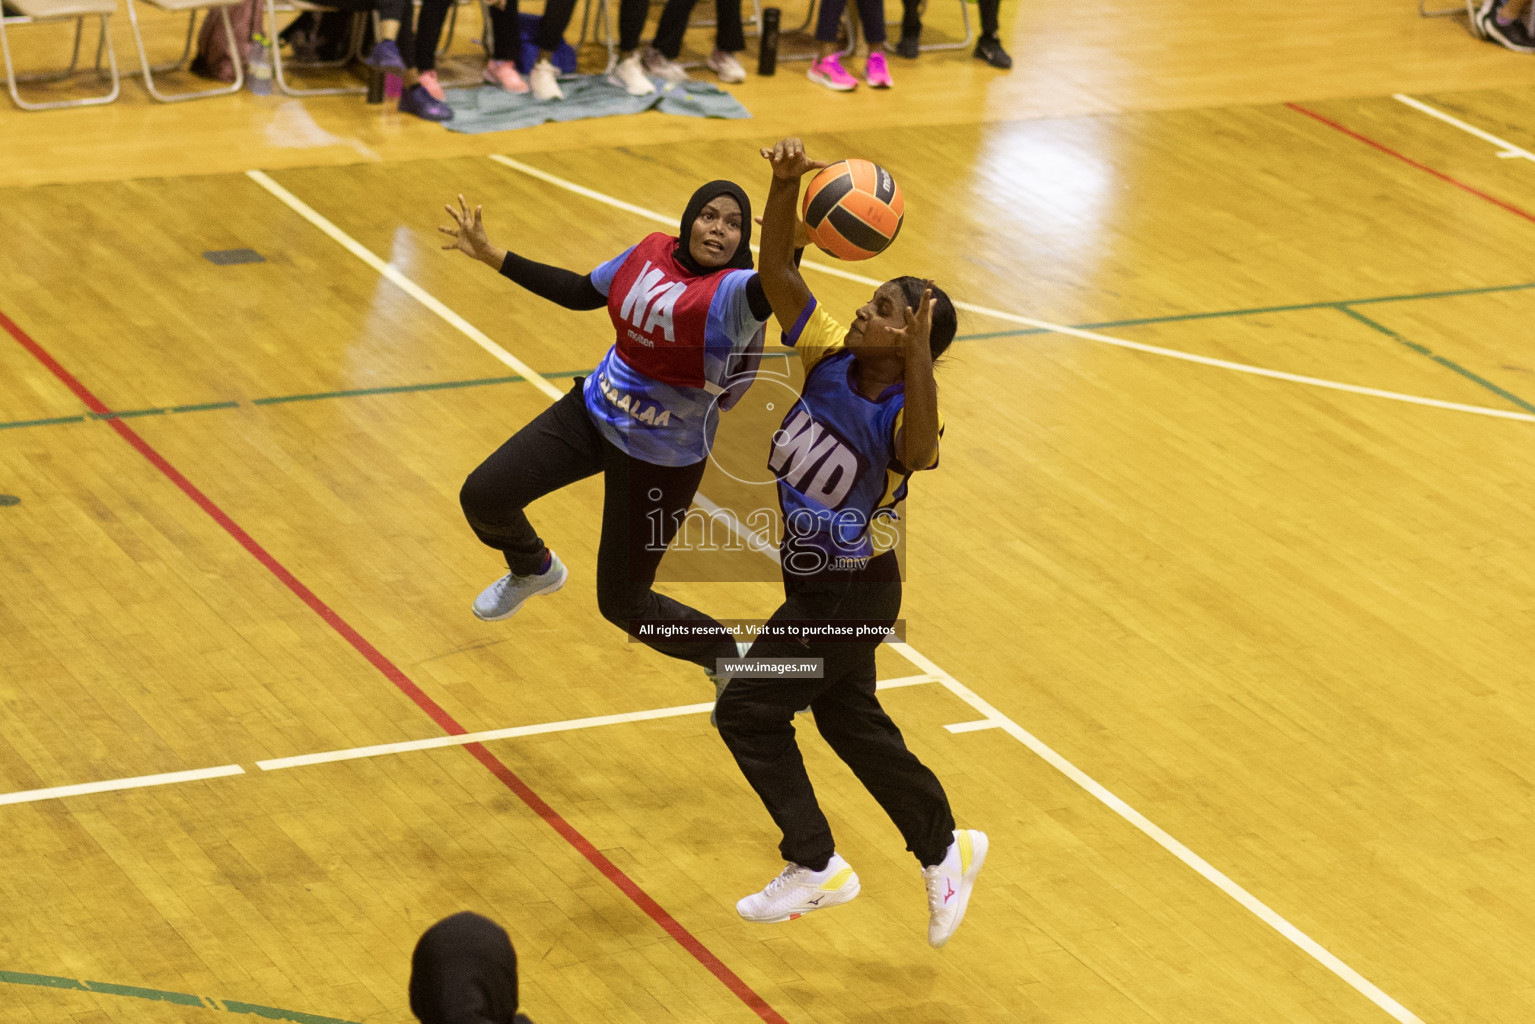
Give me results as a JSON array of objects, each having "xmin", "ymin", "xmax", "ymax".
[
  {"xmin": 364, "ymin": 38, "xmax": 407, "ymax": 72},
  {"xmin": 399, "ymin": 83, "xmax": 453, "ymax": 121}
]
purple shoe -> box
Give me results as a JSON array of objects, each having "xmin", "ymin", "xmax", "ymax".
[
  {"xmin": 364, "ymin": 38, "xmax": 406, "ymax": 72},
  {"xmin": 399, "ymin": 83, "xmax": 453, "ymax": 121}
]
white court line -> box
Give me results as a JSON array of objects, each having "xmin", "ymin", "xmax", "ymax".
[
  {"xmin": 490, "ymin": 153, "xmax": 1535, "ymax": 426},
  {"xmin": 247, "ymin": 167, "xmax": 1426, "ymax": 1024},
  {"xmin": 0, "ymin": 679, "xmax": 943, "ymax": 802},
  {"xmin": 257, "ymin": 674, "xmax": 942, "ymax": 772},
  {"xmin": 244, "ymin": 170, "xmax": 564, "ymax": 403},
  {"xmin": 1394, "ymin": 93, "xmax": 1535, "ymax": 162},
  {"xmin": 889, "ymin": 643, "xmax": 1424, "ymax": 1024},
  {"xmin": 0, "ymin": 765, "xmax": 244, "ymax": 806},
  {"xmin": 944, "ymin": 719, "xmax": 1002, "ymax": 734}
]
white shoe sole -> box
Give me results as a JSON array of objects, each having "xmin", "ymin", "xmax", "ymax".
[
  {"xmin": 930, "ymin": 830, "xmax": 988, "ymax": 948},
  {"xmin": 738, "ymin": 876, "xmax": 861, "ymax": 923},
  {"xmin": 807, "ymin": 68, "xmax": 856, "ymax": 91},
  {"xmin": 472, "ymin": 562, "xmax": 568, "ymax": 622}
]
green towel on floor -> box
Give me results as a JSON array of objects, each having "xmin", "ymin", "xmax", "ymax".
[{"xmin": 441, "ymin": 75, "xmax": 751, "ymax": 133}]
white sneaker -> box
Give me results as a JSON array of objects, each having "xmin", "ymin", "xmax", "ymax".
[
  {"xmin": 737, "ymin": 853, "xmax": 860, "ymax": 923},
  {"xmin": 529, "ymin": 58, "xmax": 563, "ymax": 100},
  {"xmin": 922, "ymin": 829, "xmax": 988, "ymax": 948},
  {"xmin": 607, "ymin": 50, "xmax": 656, "ymax": 95},
  {"xmin": 706, "ymin": 48, "xmax": 746, "ymax": 83},
  {"xmin": 641, "ymin": 45, "xmax": 690, "ymax": 83},
  {"xmin": 472, "ymin": 552, "xmax": 568, "ymax": 621}
]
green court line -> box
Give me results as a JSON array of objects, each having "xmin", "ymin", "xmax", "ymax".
[
  {"xmin": 952, "ymin": 279, "xmax": 1535, "ymax": 342},
  {"xmin": 0, "ymin": 372, "xmax": 593, "ymax": 430},
  {"xmin": 252, "ymin": 369, "xmax": 584, "ymax": 406},
  {"xmin": 3, "ymin": 277, "xmax": 1532, "ymax": 431},
  {"xmin": 0, "ymin": 969, "xmax": 361, "ymax": 1023},
  {"xmin": 171, "ymin": 401, "xmax": 241, "ymax": 414},
  {"xmin": 1336, "ymin": 305, "xmax": 1535, "ymax": 414},
  {"xmin": 0, "ymin": 413, "xmax": 88, "ymax": 430}
]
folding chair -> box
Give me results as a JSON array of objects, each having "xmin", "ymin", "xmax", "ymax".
[
  {"xmin": 265, "ymin": 0, "xmax": 365, "ymax": 95},
  {"xmin": 0, "ymin": 0, "xmax": 119, "ymax": 108},
  {"xmin": 890, "ymin": 0, "xmax": 970, "ymax": 52},
  {"xmin": 774, "ymin": 0, "xmax": 856, "ymax": 62},
  {"xmin": 574, "ymin": 0, "xmax": 615, "ymax": 65},
  {"xmin": 125, "ymin": 0, "xmax": 244, "ymax": 100},
  {"xmin": 667, "ymin": 0, "xmax": 761, "ymax": 70},
  {"xmin": 434, "ymin": 0, "xmax": 481, "ymax": 56}
]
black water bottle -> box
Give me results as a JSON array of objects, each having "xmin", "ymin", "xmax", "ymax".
[{"xmin": 757, "ymin": 7, "xmax": 780, "ymax": 76}]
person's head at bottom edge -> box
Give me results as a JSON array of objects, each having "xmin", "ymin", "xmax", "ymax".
[{"xmin": 409, "ymin": 911, "xmax": 534, "ymax": 1024}]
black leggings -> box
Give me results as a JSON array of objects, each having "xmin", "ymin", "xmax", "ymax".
[
  {"xmin": 459, "ymin": 378, "xmax": 738, "ymax": 671},
  {"xmin": 714, "ymin": 550, "xmax": 956, "ymax": 869},
  {"xmin": 410, "ymin": 0, "xmax": 521, "ymax": 69},
  {"xmin": 650, "ymin": 0, "xmax": 745, "ymax": 58},
  {"xmin": 816, "ymin": 0, "xmax": 885, "ymax": 45},
  {"xmin": 529, "ymin": 0, "xmax": 648, "ymax": 52}
]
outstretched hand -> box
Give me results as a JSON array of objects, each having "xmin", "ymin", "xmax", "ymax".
[
  {"xmin": 895, "ymin": 283, "xmax": 935, "ymax": 353},
  {"xmin": 439, "ymin": 194, "xmax": 494, "ymax": 260},
  {"xmin": 759, "ymin": 137, "xmax": 828, "ymax": 180}
]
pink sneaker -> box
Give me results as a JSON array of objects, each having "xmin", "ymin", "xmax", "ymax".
[
  {"xmin": 483, "ymin": 59, "xmax": 529, "ymax": 93},
  {"xmin": 808, "ymin": 54, "xmax": 857, "ymax": 91},
  {"xmin": 865, "ymin": 51, "xmax": 892, "ymax": 88},
  {"xmin": 417, "ymin": 69, "xmax": 446, "ymax": 101}
]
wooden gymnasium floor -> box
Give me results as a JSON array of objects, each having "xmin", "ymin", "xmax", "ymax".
[{"xmin": 4, "ymin": 2, "xmax": 1535, "ymax": 1023}]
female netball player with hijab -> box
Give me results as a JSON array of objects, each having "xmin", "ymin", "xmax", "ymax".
[
  {"xmin": 712, "ymin": 138, "xmax": 987, "ymax": 948},
  {"xmin": 440, "ymin": 181, "xmax": 768, "ymax": 672}
]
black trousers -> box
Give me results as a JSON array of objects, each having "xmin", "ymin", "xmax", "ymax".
[
  {"xmin": 900, "ymin": 0, "xmax": 999, "ymax": 38},
  {"xmin": 714, "ymin": 550, "xmax": 955, "ymax": 869},
  {"xmin": 410, "ymin": 0, "xmax": 521, "ymax": 69},
  {"xmin": 816, "ymin": 0, "xmax": 885, "ymax": 45},
  {"xmin": 459, "ymin": 379, "xmax": 737, "ymax": 670},
  {"xmin": 529, "ymin": 0, "xmax": 648, "ymax": 52},
  {"xmin": 650, "ymin": 0, "xmax": 746, "ymax": 58}
]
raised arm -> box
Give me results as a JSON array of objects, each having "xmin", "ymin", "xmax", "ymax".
[
  {"xmin": 757, "ymin": 139, "xmax": 826, "ymax": 331},
  {"xmin": 894, "ymin": 285, "xmax": 939, "ymax": 471},
  {"xmin": 439, "ymin": 194, "xmax": 605, "ymax": 311}
]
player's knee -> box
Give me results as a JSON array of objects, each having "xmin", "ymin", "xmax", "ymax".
[{"xmin": 595, "ymin": 585, "xmax": 647, "ymax": 628}]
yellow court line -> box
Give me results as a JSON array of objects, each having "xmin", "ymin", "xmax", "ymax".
[
  {"xmin": 488, "ymin": 153, "xmax": 1535, "ymax": 425},
  {"xmin": 242, "ymin": 164, "xmax": 1425, "ymax": 1024}
]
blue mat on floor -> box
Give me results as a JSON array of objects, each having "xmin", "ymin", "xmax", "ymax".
[{"xmin": 440, "ymin": 75, "xmax": 751, "ymax": 133}]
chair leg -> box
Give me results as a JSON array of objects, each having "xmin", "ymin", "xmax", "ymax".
[
  {"xmin": 128, "ymin": 0, "xmax": 241, "ymax": 100},
  {"xmin": 268, "ymin": 0, "xmax": 366, "ymax": 96},
  {"xmin": 2, "ymin": 12, "xmax": 119, "ymax": 108}
]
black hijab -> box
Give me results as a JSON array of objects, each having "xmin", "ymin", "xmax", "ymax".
[
  {"xmin": 409, "ymin": 912, "xmax": 526, "ymax": 1024},
  {"xmin": 673, "ymin": 180, "xmax": 754, "ymax": 275}
]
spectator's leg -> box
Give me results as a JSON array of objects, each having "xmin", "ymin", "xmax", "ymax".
[
  {"xmin": 615, "ymin": 0, "xmax": 649, "ymax": 53},
  {"xmin": 487, "ymin": 0, "xmax": 521, "ymax": 59},
  {"xmin": 482, "ymin": 0, "xmax": 529, "ymax": 90},
  {"xmin": 713, "ymin": 0, "xmax": 745, "ymax": 53},
  {"xmin": 979, "ymin": 0, "xmax": 999, "ymax": 38},
  {"xmin": 650, "ymin": 0, "xmax": 699, "ymax": 59},
  {"xmin": 534, "ymin": 0, "xmax": 579, "ymax": 55},
  {"xmin": 973, "ymin": 0, "xmax": 1011, "ymax": 68},
  {"xmin": 412, "ymin": 0, "xmax": 453, "ymax": 74},
  {"xmin": 852, "ymin": 0, "xmax": 884, "ymax": 45}
]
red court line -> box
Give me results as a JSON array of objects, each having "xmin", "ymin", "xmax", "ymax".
[
  {"xmin": 1287, "ymin": 102, "xmax": 1535, "ymax": 225},
  {"xmin": 0, "ymin": 307, "xmax": 790, "ymax": 1024}
]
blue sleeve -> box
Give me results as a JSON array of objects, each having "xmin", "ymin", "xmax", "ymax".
[
  {"xmin": 588, "ymin": 245, "xmax": 637, "ymax": 298},
  {"xmin": 709, "ymin": 269, "xmax": 770, "ymax": 351}
]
